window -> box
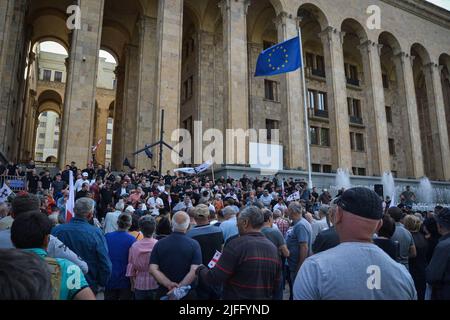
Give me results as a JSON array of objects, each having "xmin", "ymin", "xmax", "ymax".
[
  {"xmin": 53, "ymin": 141, "xmax": 59, "ymax": 149},
  {"xmin": 37, "ymin": 144, "xmax": 45, "ymax": 150},
  {"xmin": 107, "ymin": 129, "xmax": 112, "ymax": 134},
  {"xmin": 348, "ymin": 98, "xmax": 363, "ymax": 124},
  {"xmin": 317, "ymin": 92, "xmax": 327, "ymax": 111},
  {"xmin": 308, "ymin": 90, "xmax": 316, "ymax": 109},
  {"xmin": 264, "ymin": 80, "xmax": 279, "ymax": 102},
  {"xmin": 312, "ymin": 164, "xmax": 321, "ymax": 173},
  {"xmin": 39, "ymin": 133, "xmax": 45, "ymax": 139},
  {"xmin": 321, "ymin": 128, "xmax": 330, "ymax": 147},
  {"xmin": 350, "ymin": 132, "xmax": 365, "ymax": 152},
  {"xmin": 265, "ymin": 119, "xmax": 279, "ymax": 141},
  {"xmin": 316, "ymin": 55, "xmax": 325, "ymax": 73},
  {"xmin": 358, "ymin": 168, "xmax": 366, "ymax": 176},
  {"xmin": 54, "ymin": 71, "xmax": 63, "ymax": 82},
  {"xmin": 54, "ymin": 131, "xmax": 59, "ymax": 136},
  {"xmin": 392, "ymin": 171, "xmax": 398, "ymax": 178},
  {"xmin": 182, "ymin": 76, "xmax": 194, "ymax": 102},
  {"xmin": 43, "ymin": 69, "xmax": 52, "ymax": 81},
  {"xmin": 39, "ymin": 122, "xmax": 46, "ymax": 128},
  {"xmin": 355, "ymin": 133, "xmax": 365, "ymax": 151},
  {"xmin": 263, "ymin": 41, "xmax": 275, "ymax": 50},
  {"xmin": 310, "ymin": 127, "xmax": 319, "ymax": 145},
  {"xmin": 389, "ymin": 138, "xmax": 396, "ymax": 156},
  {"xmin": 306, "ymin": 52, "xmax": 314, "ymax": 69},
  {"xmin": 323, "ymin": 165, "xmax": 332, "ymax": 173},
  {"xmin": 311, "ymin": 127, "xmax": 329, "ymax": 147},
  {"xmin": 382, "ymin": 74, "xmax": 389, "ymax": 89},
  {"xmin": 42, "ymin": 112, "xmax": 48, "ymax": 117},
  {"xmin": 106, "ymin": 139, "xmax": 112, "ymax": 145},
  {"xmin": 386, "ymin": 106, "xmax": 392, "ymax": 123},
  {"xmin": 345, "ymin": 63, "xmax": 359, "ymax": 86}
]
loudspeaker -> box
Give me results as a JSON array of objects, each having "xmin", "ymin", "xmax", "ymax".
[{"xmin": 374, "ymin": 184, "xmax": 384, "ymax": 198}]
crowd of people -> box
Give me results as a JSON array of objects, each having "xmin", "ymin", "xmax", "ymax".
[{"xmin": 0, "ymin": 160, "xmax": 449, "ymax": 300}]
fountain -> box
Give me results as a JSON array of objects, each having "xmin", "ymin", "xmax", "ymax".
[
  {"xmin": 382, "ymin": 172, "xmax": 395, "ymax": 201},
  {"xmin": 417, "ymin": 177, "xmax": 434, "ymax": 205},
  {"xmin": 335, "ymin": 168, "xmax": 352, "ymax": 191}
]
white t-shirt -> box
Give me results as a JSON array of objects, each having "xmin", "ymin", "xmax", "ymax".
[
  {"xmin": 147, "ymin": 197, "xmax": 164, "ymax": 216},
  {"xmin": 294, "ymin": 242, "xmax": 417, "ymax": 300}
]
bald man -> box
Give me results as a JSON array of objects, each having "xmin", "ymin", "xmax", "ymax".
[
  {"xmin": 149, "ymin": 211, "xmax": 202, "ymax": 299},
  {"xmin": 294, "ymin": 188, "xmax": 417, "ymax": 300}
]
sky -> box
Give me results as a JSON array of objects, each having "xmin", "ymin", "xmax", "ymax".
[
  {"xmin": 39, "ymin": 0, "xmax": 450, "ymax": 59},
  {"xmin": 427, "ymin": 0, "xmax": 450, "ymax": 10}
]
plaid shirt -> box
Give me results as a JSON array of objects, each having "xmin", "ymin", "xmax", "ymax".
[
  {"xmin": 275, "ymin": 218, "xmax": 290, "ymax": 238},
  {"xmin": 198, "ymin": 233, "xmax": 282, "ymax": 300}
]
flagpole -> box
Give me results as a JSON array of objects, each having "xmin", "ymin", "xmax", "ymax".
[{"xmin": 297, "ymin": 24, "xmax": 313, "ymax": 188}]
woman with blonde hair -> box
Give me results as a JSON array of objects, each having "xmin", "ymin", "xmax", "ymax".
[{"xmin": 404, "ymin": 214, "xmax": 428, "ymax": 300}]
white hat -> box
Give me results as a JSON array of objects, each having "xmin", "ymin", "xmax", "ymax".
[
  {"xmin": 82, "ymin": 172, "xmax": 89, "ymax": 177},
  {"xmin": 125, "ymin": 206, "xmax": 135, "ymax": 213}
]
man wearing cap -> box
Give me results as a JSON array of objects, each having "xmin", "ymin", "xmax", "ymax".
[
  {"xmin": 426, "ymin": 208, "xmax": 450, "ymax": 300},
  {"xmin": 294, "ymin": 187, "xmax": 417, "ymax": 300},
  {"xmin": 75, "ymin": 172, "xmax": 90, "ymax": 192}
]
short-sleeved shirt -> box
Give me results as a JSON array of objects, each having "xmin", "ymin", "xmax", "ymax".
[
  {"xmin": 187, "ymin": 224, "xmax": 224, "ymax": 265},
  {"xmin": 149, "ymin": 232, "xmax": 202, "ymax": 283},
  {"xmin": 285, "ymin": 218, "xmax": 312, "ymax": 272},
  {"xmin": 391, "ymin": 223, "xmax": 415, "ymax": 268},
  {"xmin": 25, "ymin": 248, "xmax": 89, "ymax": 300},
  {"xmin": 41, "ymin": 176, "xmax": 53, "ymax": 189},
  {"xmin": 105, "ymin": 231, "xmax": 136, "ymax": 289},
  {"xmin": 294, "ymin": 242, "xmax": 417, "ymax": 300},
  {"xmin": 261, "ymin": 227, "xmax": 285, "ymax": 250}
]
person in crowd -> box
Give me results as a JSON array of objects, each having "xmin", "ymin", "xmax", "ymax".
[
  {"xmin": 52, "ymin": 198, "xmax": 112, "ymax": 294},
  {"xmin": 76, "ymin": 182, "xmax": 90, "ymax": 200},
  {"xmin": 128, "ymin": 213, "xmax": 144, "ymax": 240},
  {"xmin": 285, "ymin": 201, "xmax": 313, "ymax": 297},
  {"xmin": 147, "ymin": 191, "xmax": 164, "ymax": 217},
  {"xmin": 0, "ymin": 193, "xmax": 88, "ymax": 274},
  {"xmin": 103, "ymin": 201, "xmax": 124, "ymax": 234},
  {"xmin": 400, "ymin": 186, "xmax": 416, "ymax": 208},
  {"xmin": 259, "ymin": 189, "xmax": 273, "ymax": 208},
  {"xmin": 318, "ymin": 189, "xmax": 332, "ymax": 205},
  {"xmin": 310, "ymin": 205, "xmax": 330, "ymax": 243},
  {"xmin": 51, "ymin": 173, "xmax": 66, "ymax": 201},
  {"xmin": 404, "ymin": 215, "xmax": 428, "ymax": 300},
  {"xmin": 127, "ymin": 216, "xmax": 159, "ymax": 300},
  {"xmin": 0, "ymin": 203, "xmax": 13, "ymax": 230},
  {"xmin": 426, "ymin": 208, "xmax": 450, "ymax": 300},
  {"xmin": 196, "ymin": 206, "xmax": 282, "ymax": 300},
  {"xmin": 104, "ymin": 213, "xmax": 136, "ymax": 300},
  {"xmin": 294, "ymin": 187, "xmax": 417, "ymax": 300},
  {"xmin": 40, "ymin": 170, "xmax": 52, "ymax": 192},
  {"xmin": 373, "ymin": 214, "xmax": 399, "ymax": 260},
  {"xmin": 27, "ymin": 169, "xmax": 40, "ymax": 194},
  {"xmin": 273, "ymin": 209, "xmax": 289, "ymax": 238},
  {"xmin": 150, "ymin": 211, "xmax": 202, "ymax": 299},
  {"xmin": 75, "ymin": 172, "xmax": 90, "ymax": 192},
  {"xmin": 423, "ymin": 216, "xmax": 440, "ymax": 263},
  {"xmin": 11, "ymin": 211, "xmax": 95, "ymax": 300},
  {"xmin": 172, "ymin": 195, "xmax": 193, "ymax": 213},
  {"xmin": 155, "ymin": 216, "xmax": 172, "ymax": 240},
  {"xmin": 273, "ymin": 198, "xmax": 287, "ymax": 214},
  {"xmin": 219, "ymin": 206, "xmax": 239, "ymax": 243},
  {"xmin": 389, "ymin": 207, "xmax": 417, "ymax": 269},
  {"xmin": 0, "ymin": 249, "xmax": 53, "ymax": 300}
]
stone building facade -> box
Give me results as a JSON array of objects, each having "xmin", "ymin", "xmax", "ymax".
[{"xmin": 0, "ymin": 0, "xmax": 450, "ymax": 182}]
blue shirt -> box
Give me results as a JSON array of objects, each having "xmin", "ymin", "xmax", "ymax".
[
  {"xmin": 285, "ymin": 218, "xmax": 313, "ymax": 272},
  {"xmin": 105, "ymin": 231, "xmax": 136, "ymax": 289},
  {"xmin": 52, "ymin": 217, "xmax": 112, "ymax": 292},
  {"xmin": 220, "ymin": 216, "xmax": 239, "ymax": 242},
  {"xmin": 24, "ymin": 248, "xmax": 90, "ymax": 300},
  {"xmin": 150, "ymin": 232, "xmax": 202, "ymax": 283}
]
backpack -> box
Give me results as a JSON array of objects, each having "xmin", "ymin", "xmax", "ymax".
[{"xmin": 44, "ymin": 257, "xmax": 62, "ymax": 300}]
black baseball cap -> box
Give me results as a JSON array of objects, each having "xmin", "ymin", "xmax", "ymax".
[{"xmin": 335, "ymin": 187, "xmax": 383, "ymax": 220}]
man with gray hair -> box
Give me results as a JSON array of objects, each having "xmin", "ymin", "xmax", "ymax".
[
  {"xmin": 219, "ymin": 206, "xmax": 239, "ymax": 243},
  {"xmin": 196, "ymin": 206, "xmax": 282, "ymax": 300},
  {"xmin": 150, "ymin": 211, "xmax": 202, "ymax": 299},
  {"xmin": 103, "ymin": 200, "xmax": 125, "ymax": 234},
  {"xmin": 52, "ymin": 197, "xmax": 112, "ymax": 295},
  {"xmin": 310, "ymin": 205, "xmax": 330, "ymax": 243}
]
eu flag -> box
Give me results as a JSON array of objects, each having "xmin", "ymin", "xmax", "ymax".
[{"xmin": 255, "ymin": 36, "xmax": 302, "ymax": 77}]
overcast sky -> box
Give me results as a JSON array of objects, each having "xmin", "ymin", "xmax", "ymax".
[{"xmin": 39, "ymin": 0, "xmax": 450, "ymax": 60}]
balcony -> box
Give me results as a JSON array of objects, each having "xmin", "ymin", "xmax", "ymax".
[
  {"xmin": 349, "ymin": 115, "xmax": 363, "ymax": 125},
  {"xmin": 346, "ymin": 78, "xmax": 360, "ymax": 87},
  {"xmin": 311, "ymin": 69, "xmax": 326, "ymax": 78},
  {"xmin": 309, "ymin": 108, "xmax": 329, "ymax": 121}
]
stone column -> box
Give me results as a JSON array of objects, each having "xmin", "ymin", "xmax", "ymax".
[
  {"xmin": 135, "ymin": 16, "xmax": 158, "ymax": 170},
  {"xmin": 59, "ymin": 0, "xmax": 105, "ymax": 168},
  {"xmin": 423, "ymin": 62, "xmax": 450, "ymax": 180},
  {"xmin": 219, "ymin": 0, "xmax": 250, "ymax": 165},
  {"xmin": 274, "ymin": 12, "xmax": 306, "ymax": 170},
  {"xmin": 155, "ymin": 0, "xmax": 183, "ymax": 172},
  {"xmin": 112, "ymin": 65, "xmax": 125, "ymax": 170},
  {"xmin": 197, "ymin": 31, "xmax": 215, "ymax": 131},
  {"xmin": 320, "ymin": 26, "xmax": 352, "ymax": 171},
  {"xmin": 121, "ymin": 45, "xmax": 139, "ymax": 167},
  {"xmin": 359, "ymin": 40, "xmax": 390, "ymax": 176},
  {"xmin": 94, "ymin": 104, "xmax": 109, "ymax": 165},
  {"xmin": 392, "ymin": 52, "xmax": 424, "ymax": 178}
]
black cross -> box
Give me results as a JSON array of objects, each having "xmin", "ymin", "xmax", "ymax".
[{"xmin": 0, "ymin": 188, "xmax": 10, "ymax": 198}]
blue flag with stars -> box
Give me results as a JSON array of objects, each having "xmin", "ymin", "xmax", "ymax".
[{"xmin": 255, "ymin": 36, "xmax": 302, "ymax": 77}]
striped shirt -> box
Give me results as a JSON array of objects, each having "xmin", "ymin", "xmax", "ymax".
[
  {"xmin": 126, "ymin": 238, "xmax": 159, "ymax": 290},
  {"xmin": 198, "ymin": 232, "xmax": 282, "ymax": 300}
]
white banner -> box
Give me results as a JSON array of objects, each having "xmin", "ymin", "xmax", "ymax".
[{"xmin": 0, "ymin": 184, "xmax": 13, "ymax": 204}]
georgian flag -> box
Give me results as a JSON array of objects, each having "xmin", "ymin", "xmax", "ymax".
[
  {"xmin": 92, "ymin": 139, "xmax": 102, "ymax": 153},
  {"xmin": 0, "ymin": 184, "xmax": 13, "ymax": 204},
  {"xmin": 208, "ymin": 251, "xmax": 222, "ymax": 269},
  {"xmin": 174, "ymin": 160, "xmax": 213, "ymax": 175},
  {"xmin": 65, "ymin": 170, "xmax": 75, "ymax": 222}
]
